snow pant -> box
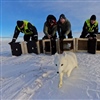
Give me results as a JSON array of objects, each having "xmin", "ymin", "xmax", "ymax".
[
  {"xmin": 42, "ymin": 35, "xmax": 57, "ymax": 40},
  {"xmin": 80, "ymin": 31, "xmax": 96, "ymax": 38},
  {"xmin": 24, "ymin": 34, "xmax": 38, "ymax": 42},
  {"xmin": 59, "ymin": 30, "xmax": 73, "ymax": 39}
]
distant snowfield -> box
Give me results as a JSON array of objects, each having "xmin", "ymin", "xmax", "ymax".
[{"xmin": 0, "ymin": 39, "xmax": 100, "ymax": 100}]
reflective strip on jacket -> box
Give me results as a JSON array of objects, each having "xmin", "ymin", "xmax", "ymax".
[
  {"xmin": 17, "ymin": 20, "xmax": 33, "ymax": 35},
  {"xmin": 86, "ymin": 19, "xmax": 98, "ymax": 33}
]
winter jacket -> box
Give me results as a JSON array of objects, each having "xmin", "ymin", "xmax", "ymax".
[
  {"xmin": 43, "ymin": 22, "xmax": 57, "ymax": 37},
  {"xmin": 83, "ymin": 19, "xmax": 98, "ymax": 34},
  {"xmin": 12, "ymin": 20, "xmax": 38, "ymax": 42},
  {"xmin": 57, "ymin": 18, "xmax": 71, "ymax": 36}
]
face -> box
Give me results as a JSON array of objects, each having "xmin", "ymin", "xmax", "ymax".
[
  {"xmin": 20, "ymin": 23, "xmax": 24, "ymax": 29},
  {"xmin": 50, "ymin": 22, "xmax": 54, "ymax": 26},
  {"xmin": 60, "ymin": 18, "xmax": 66, "ymax": 24},
  {"xmin": 90, "ymin": 20, "xmax": 96, "ymax": 24},
  {"xmin": 54, "ymin": 54, "xmax": 67, "ymax": 73},
  {"xmin": 58, "ymin": 57, "xmax": 67, "ymax": 73}
]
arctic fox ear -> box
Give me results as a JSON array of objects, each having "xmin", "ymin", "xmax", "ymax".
[{"xmin": 54, "ymin": 52, "xmax": 60, "ymax": 59}]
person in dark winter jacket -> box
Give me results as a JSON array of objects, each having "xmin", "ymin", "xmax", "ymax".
[
  {"xmin": 43, "ymin": 15, "xmax": 57, "ymax": 39},
  {"xmin": 57, "ymin": 14, "xmax": 73, "ymax": 39},
  {"xmin": 9, "ymin": 20, "xmax": 38, "ymax": 44},
  {"xmin": 80, "ymin": 15, "xmax": 98, "ymax": 38}
]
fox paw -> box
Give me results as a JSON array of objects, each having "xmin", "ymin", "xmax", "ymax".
[
  {"xmin": 67, "ymin": 74, "xmax": 70, "ymax": 77},
  {"xmin": 59, "ymin": 83, "xmax": 62, "ymax": 88}
]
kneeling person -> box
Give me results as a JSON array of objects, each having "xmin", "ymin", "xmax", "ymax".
[
  {"xmin": 9, "ymin": 20, "xmax": 38, "ymax": 44},
  {"xmin": 80, "ymin": 15, "xmax": 98, "ymax": 39},
  {"xmin": 57, "ymin": 14, "xmax": 73, "ymax": 39},
  {"xmin": 43, "ymin": 15, "xmax": 57, "ymax": 39},
  {"xmin": 43, "ymin": 15, "xmax": 57, "ymax": 54}
]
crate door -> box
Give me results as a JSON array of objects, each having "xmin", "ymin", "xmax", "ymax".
[
  {"xmin": 78, "ymin": 40, "xmax": 88, "ymax": 51},
  {"xmin": 27, "ymin": 41, "xmax": 38, "ymax": 54},
  {"xmin": 63, "ymin": 41, "xmax": 73, "ymax": 51},
  {"xmin": 43, "ymin": 40, "xmax": 51, "ymax": 54},
  {"xmin": 10, "ymin": 42, "xmax": 22, "ymax": 56}
]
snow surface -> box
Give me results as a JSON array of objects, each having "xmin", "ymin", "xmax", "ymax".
[{"xmin": 0, "ymin": 39, "xmax": 100, "ymax": 100}]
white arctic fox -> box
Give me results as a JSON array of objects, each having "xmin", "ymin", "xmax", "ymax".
[{"xmin": 54, "ymin": 51, "xmax": 78, "ymax": 88}]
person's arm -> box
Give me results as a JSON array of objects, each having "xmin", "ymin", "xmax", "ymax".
[
  {"xmin": 65, "ymin": 20, "xmax": 71, "ymax": 35},
  {"xmin": 28, "ymin": 23, "xmax": 38, "ymax": 41},
  {"xmin": 9, "ymin": 26, "xmax": 20, "ymax": 44},
  {"xmin": 82, "ymin": 21, "xmax": 89, "ymax": 33},
  {"xmin": 80, "ymin": 21, "xmax": 89, "ymax": 38},
  {"xmin": 94, "ymin": 24, "xmax": 98, "ymax": 34},
  {"xmin": 43, "ymin": 22, "xmax": 49, "ymax": 36},
  {"xmin": 51, "ymin": 25, "xmax": 57, "ymax": 36},
  {"xmin": 57, "ymin": 22, "xmax": 62, "ymax": 37}
]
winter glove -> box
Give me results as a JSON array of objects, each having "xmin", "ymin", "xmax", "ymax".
[
  {"xmin": 60, "ymin": 35, "xmax": 66, "ymax": 39},
  {"xmin": 47, "ymin": 34, "xmax": 52, "ymax": 39},
  {"xmin": 9, "ymin": 41, "xmax": 14, "ymax": 45},
  {"xmin": 34, "ymin": 36, "xmax": 38, "ymax": 42},
  {"xmin": 8, "ymin": 38, "xmax": 16, "ymax": 45}
]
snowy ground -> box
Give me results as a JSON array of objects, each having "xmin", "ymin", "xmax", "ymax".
[{"xmin": 0, "ymin": 39, "xmax": 100, "ymax": 100}]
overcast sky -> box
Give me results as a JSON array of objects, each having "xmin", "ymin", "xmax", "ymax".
[{"xmin": 1, "ymin": 0, "xmax": 100, "ymax": 38}]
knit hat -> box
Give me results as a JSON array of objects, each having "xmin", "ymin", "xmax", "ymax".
[
  {"xmin": 90, "ymin": 15, "xmax": 96, "ymax": 20},
  {"xmin": 17, "ymin": 21, "xmax": 24, "ymax": 28},
  {"xmin": 59, "ymin": 14, "xmax": 66, "ymax": 19}
]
